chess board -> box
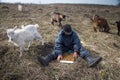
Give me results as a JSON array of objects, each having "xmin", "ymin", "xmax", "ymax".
[{"xmin": 60, "ymin": 53, "xmax": 75, "ymax": 63}]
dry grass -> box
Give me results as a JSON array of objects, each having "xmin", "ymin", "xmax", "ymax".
[{"xmin": 0, "ymin": 3, "xmax": 120, "ymax": 80}]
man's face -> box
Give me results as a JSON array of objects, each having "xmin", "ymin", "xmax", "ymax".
[{"xmin": 64, "ymin": 31, "xmax": 72, "ymax": 35}]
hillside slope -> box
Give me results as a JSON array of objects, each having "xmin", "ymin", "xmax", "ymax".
[{"xmin": 0, "ymin": 3, "xmax": 120, "ymax": 80}]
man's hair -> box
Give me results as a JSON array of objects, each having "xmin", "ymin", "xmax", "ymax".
[{"xmin": 63, "ymin": 24, "xmax": 72, "ymax": 33}]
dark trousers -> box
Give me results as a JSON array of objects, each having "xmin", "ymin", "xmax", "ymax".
[{"xmin": 45, "ymin": 46, "xmax": 90, "ymax": 62}]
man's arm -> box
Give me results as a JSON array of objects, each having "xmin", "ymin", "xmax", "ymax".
[
  {"xmin": 54, "ymin": 34, "xmax": 63, "ymax": 55},
  {"xmin": 72, "ymin": 31, "xmax": 81, "ymax": 58},
  {"xmin": 73, "ymin": 31, "xmax": 81, "ymax": 52},
  {"xmin": 73, "ymin": 31, "xmax": 89, "ymax": 58}
]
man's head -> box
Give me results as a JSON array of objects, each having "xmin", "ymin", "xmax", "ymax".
[{"xmin": 63, "ymin": 24, "xmax": 72, "ymax": 35}]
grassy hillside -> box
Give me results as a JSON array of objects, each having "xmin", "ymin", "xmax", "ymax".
[{"xmin": 0, "ymin": 3, "xmax": 120, "ymax": 80}]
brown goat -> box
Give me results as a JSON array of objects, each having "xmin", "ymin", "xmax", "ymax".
[
  {"xmin": 92, "ymin": 15, "xmax": 110, "ymax": 32},
  {"xmin": 115, "ymin": 21, "xmax": 120, "ymax": 36},
  {"xmin": 50, "ymin": 12, "xmax": 66, "ymax": 28}
]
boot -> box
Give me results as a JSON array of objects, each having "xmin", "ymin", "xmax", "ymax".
[
  {"xmin": 84, "ymin": 55, "xmax": 102, "ymax": 67},
  {"xmin": 38, "ymin": 55, "xmax": 51, "ymax": 67}
]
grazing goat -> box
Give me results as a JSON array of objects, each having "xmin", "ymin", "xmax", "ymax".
[
  {"xmin": 92, "ymin": 15, "xmax": 110, "ymax": 32},
  {"xmin": 115, "ymin": 21, "xmax": 120, "ymax": 36},
  {"xmin": 50, "ymin": 12, "xmax": 66, "ymax": 28},
  {"xmin": 1, "ymin": 6, "xmax": 9, "ymax": 12},
  {"xmin": 18, "ymin": 4, "xmax": 23, "ymax": 11},
  {"xmin": 6, "ymin": 24, "xmax": 44, "ymax": 57}
]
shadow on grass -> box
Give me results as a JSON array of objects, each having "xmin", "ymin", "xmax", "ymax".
[
  {"xmin": 107, "ymin": 31, "xmax": 118, "ymax": 36},
  {"xmin": 37, "ymin": 42, "xmax": 54, "ymax": 56}
]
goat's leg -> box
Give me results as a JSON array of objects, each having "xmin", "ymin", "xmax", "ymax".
[
  {"xmin": 8, "ymin": 36, "xmax": 12, "ymax": 42},
  {"xmin": 51, "ymin": 19, "xmax": 54, "ymax": 25},
  {"xmin": 19, "ymin": 41, "xmax": 28, "ymax": 57},
  {"xmin": 40, "ymin": 37, "xmax": 44, "ymax": 45},
  {"xmin": 58, "ymin": 21, "xmax": 62, "ymax": 28},
  {"xmin": 104, "ymin": 26, "xmax": 110, "ymax": 33},
  {"xmin": 22, "ymin": 46, "xmax": 28, "ymax": 51},
  {"xmin": 19, "ymin": 46, "xmax": 24, "ymax": 57},
  {"xmin": 51, "ymin": 21, "xmax": 54, "ymax": 25},
  {"xmin": 102, "ymin": 26, "xmax": 104, "ymax": 32},
  {"xmin": 27, "ymin": 41, "xmax": 32, "ymax": 49},
  {"xmin": 21, "ymin": 42, "xmax": 29, "ymax": 51},
  {"xmin": 93, "ymin": 27, "xmax": 97, "ymax": 32},
  {"xmin": 118, "ymin": 31, "xmax": 120, "ymax": 36},
  {"xmin": 98, "ymin": 26, "xmax": 102, "ymax": 32},
  {"xmin": 99, "ymin": 26, "xmax": 103, "ymax": 32},
  {"xmin": 19, "ymin": 46, "xmax": 28, "ymax": 57},
  {"xmin": 36, "ymin": 33, "xmax": 44, "ymax": 45},
  {"xmin": 93, "ymin": 23, "xmax": 97, "ymax": 32}
]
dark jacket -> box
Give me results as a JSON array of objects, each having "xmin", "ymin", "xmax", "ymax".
[{"xmin": 54, "ymin": 29, "xmax": 81, "ymax": 55}]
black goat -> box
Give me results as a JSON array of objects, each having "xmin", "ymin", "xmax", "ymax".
[{"xmin": 115, "ymin": 21, "xmax": 120, "ymax": 36}]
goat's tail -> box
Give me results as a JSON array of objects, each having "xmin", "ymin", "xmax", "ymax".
[{"xmin": 35, "ymin": 24, "xmax": 39, "ymax": 28}]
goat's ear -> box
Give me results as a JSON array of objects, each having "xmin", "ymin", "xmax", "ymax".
[{"xmin": 13, "ymin": 26, "xmax": 17, "ymax": 30}]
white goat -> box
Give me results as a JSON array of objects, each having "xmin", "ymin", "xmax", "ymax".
[
  {"xmin": 6, "ymin": 24, "xmax": 44, "ymax": 57},
  {"xmin": 18, "ymin": 4, "xmax": 22, "ymax": 11}
]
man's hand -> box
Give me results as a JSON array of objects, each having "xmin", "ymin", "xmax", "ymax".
[
  {"xmin": 57, "ymin": 54, "xmax": 63, "ymax": 61},
  {"xmin": 73, "ymin": 52, "xmax": 78, "ymax": 59}
]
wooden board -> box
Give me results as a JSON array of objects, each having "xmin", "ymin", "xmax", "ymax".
[{"xmin": 60, "ymin": 53, "xmax": 74, "ymax": 63}]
